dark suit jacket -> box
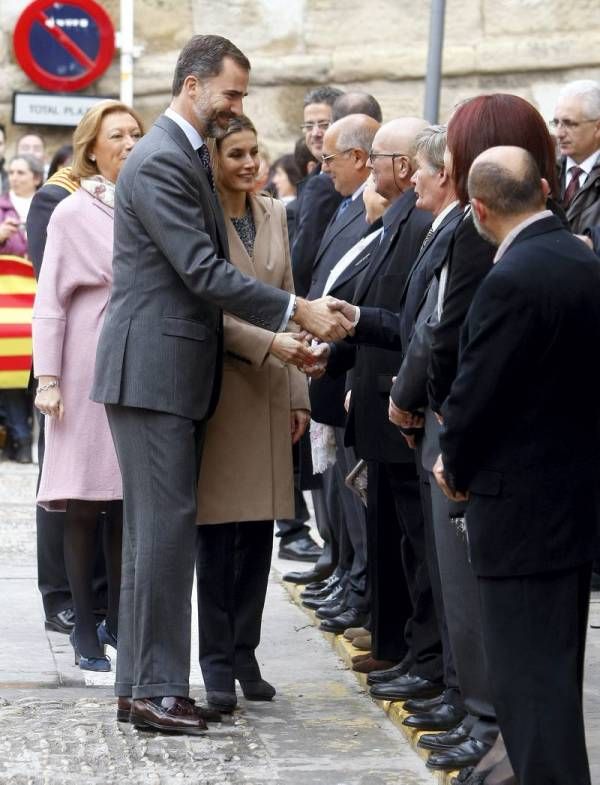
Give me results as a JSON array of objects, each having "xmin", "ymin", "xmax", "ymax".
[
  {"xmin": 92, "ymin": 114, "xmax": 289, "ymax": 422},
  {"xmin": 558, "ymin": 156, "xmax": 600, "ymax": 234},
  {"xmin": 440, "ymin": 215, "xmax": 600, "ymax": 577},
  {"xmin": 291, "ymin": 168, "xmax": 342, "ymax": 296},
  {"xmin": 331, "ymin": 190, "xmax": 431, "ymax": 463}
]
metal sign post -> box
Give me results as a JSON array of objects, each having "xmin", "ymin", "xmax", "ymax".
[{"xmin": 424, "ymin": 0, "xmax": 447, "ymax": 124}]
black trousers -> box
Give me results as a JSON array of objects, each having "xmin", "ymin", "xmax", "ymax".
[
  {"xmin": 36, "ymin": 412, "xmax": 107, "ymax": 618},
  {"xmin": 196, "ymin": 520, "xmax": 273, "ymax": 691},
  {"xmin": 478, "ymin": 563, "xmax": 592, "ymax": 785}
]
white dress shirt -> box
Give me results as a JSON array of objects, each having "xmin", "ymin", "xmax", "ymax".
[{"xmin": 565, "ymin": 150, "xmax": 600, "ymax": 189}]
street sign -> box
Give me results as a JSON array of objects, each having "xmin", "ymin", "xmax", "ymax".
[
  {"xmin": 12, "ymin": 91, "xmax": 114, "ymax": 127},
  {"xmin": 13, "ymin": 0, "xmax": 115, "ymax": 93}
]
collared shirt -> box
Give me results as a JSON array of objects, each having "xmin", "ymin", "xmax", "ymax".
[
  {"xmin": 323, "ymin": 226, "xmax": 383, "ymax": 296},
  {"xmin": 350, "ymin": 180, "xmax": 368, "ymax": 202},
  {"xmin": 565, "ymin": 150, "xmax": 600, "ymax": 189},
  {"xmin": 164, "ymin": 107, "xmax": 294, "ymax": 329},
  {"xmin": 431, "ymin": 199, "xmax": 460, "ymax": 232},
  {"xmin": 493, "ymin": 209, "xmax": 553, "ymax": 265}
]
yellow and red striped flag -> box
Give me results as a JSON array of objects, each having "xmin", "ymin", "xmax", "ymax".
[{"xmin": 0, "ymin": 254, "xmax": 36, "ymax": 389}]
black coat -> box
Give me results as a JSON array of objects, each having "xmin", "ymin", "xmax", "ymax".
[
  {"xmin": 329, "ymin": 190, "xmax": 431, "ymax": 463},
  {"xmin": 291, "ymin": 168, "xmax": 342, "ymax": 296},
  {"xmin": 440, "ymin": 214, "xmax": 600, "ymax": 577}
]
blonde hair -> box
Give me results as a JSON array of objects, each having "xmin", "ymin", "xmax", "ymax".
[{"xmin": 71, "ymin": 99, "xmax": 145, "ymax": 180}]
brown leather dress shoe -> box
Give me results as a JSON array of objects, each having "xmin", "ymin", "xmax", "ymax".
[
  {"xmin": 130, "ymin": 697, "xmax": 208, "ymax": 735},
  {"xmin": 352, "ymin": 634, "xmax": 372, "ymax": 651},
  {"xmin": 117, "ymin": 696, "xmax": 132, "ymax": 723},
  {"xmin": 353, "ymin": 657, "xmax": 398, "ymax": 674}
]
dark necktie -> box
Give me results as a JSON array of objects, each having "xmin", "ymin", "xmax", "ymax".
[
  {"xmin": 197, "ymin": 143, "xmax": 215, "ymax": 193},
  {"xmin": 419, "ymin": 225, "xmax": 435, "ymax": 252},
  {"xmin": 563, "ymin": 165, "xmax": 583, "ymax": 208}
]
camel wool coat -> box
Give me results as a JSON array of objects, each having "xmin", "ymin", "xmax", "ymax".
[{"xmin": 197, "ymin": 194, "xmax": 310, "ymax": 525}]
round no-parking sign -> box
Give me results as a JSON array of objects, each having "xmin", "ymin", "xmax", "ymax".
[{"xmin": 13, "ymin": 0, "xmax": 115, "ymax": 92}]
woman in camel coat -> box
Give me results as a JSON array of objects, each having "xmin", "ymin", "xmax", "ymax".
[{"xmin": 196, "ymin": 116, "xmax": 311, "ymax": 713}]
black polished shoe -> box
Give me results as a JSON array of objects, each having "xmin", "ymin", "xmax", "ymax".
[
  {"xmin": 403, "ymin": 693, "xmax": 445, "ymax": 713},
  {"xmin": 315, "ymin": 599, "xmax": 348, "ymax": 619},
  {"xmin": 418, "ymin": 720, "xmax": 473, "ymax": 751},
  {"xmin": 301, "ymin": 572, "xmax": 343, "ymax": 600},
  {"xmin": 319, "ymin": 608, "xmax": 369, "ymax": 634},
  {"xmin": 278, "ymin": 534, "xmax": 323, "ymax": 562},
  {"xmin": 370, "ymin": 673, "xmax": 444, "ymax": 702},
  {"xmin": 427, "ymin": 738, "xmax": 490, "ymax": 771},
  {"xmin": 302, "ymin": 580, "xmax": 347, "ymax": 610},
  {"xmin": 45, "ymin": 608, "xmax": 75, "ymax": 634},
  {"xmin": 367, "ymin": 660, "xmax": 410, "ymax": 686},
  {"xmin": 403, "ymin": 702, "xmax": 466, "ymax": 731},
  {"xmin": 283, "ymin": 566, "xmax": 334, "ymax": 584}
]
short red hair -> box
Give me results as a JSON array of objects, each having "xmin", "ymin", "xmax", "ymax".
[{"xmin": 447, "ymin": 94, "xmax": 558, "ymax": 205}]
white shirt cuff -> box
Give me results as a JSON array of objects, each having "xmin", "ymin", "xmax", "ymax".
[
  {"xmin": 353, "ymin": 306, "xmax": 360, "ymax": 327},
  {"xmin": 279, "ymin": 294, "xmax": 296, "ymax": 332}
]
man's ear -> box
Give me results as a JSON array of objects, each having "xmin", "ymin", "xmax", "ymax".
[
  {"xmin": 540, "ymin": 177, "xmax": 551, "ymax": 200},
  {"xmin": 470, "ymin": 196, "xmax": 487, "ymax": 225}
]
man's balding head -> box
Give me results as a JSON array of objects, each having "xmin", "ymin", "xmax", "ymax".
[
  {"xmin": 468, "ymin": 146, "xmax": 546, "ymax": 216},
  {"xmin": 369, "ymin": 117, "xmax": 428, "ymax": 201},
  {"xmin": 468, "ymin": 146, "xmax": 549, "ymax": 245},
  {"xmin": 332, "ymin": 92, "xmax": 383, "ymax": 123},
  {"xmin": 322, "ymin": 114, "xmax": 380, "ymax": 196}
]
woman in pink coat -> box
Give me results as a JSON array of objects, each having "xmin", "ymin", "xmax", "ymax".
[{"xmin": 33, "ymin": 100, "xmax": 143, "ymax": 671}]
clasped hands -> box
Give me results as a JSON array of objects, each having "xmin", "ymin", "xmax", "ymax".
[{"xmin": 271, "ymin": 297, "xmax": 356, "ymax": 371}]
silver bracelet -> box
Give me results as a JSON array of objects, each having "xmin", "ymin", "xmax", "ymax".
[{"xmin": 37, "ymin": 381, "xmax": 59, "ymax": 393}]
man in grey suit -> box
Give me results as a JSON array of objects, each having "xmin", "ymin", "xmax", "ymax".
[{"xmin": 92, "ymin": 34, "xmax": 352, "ymax": 736}]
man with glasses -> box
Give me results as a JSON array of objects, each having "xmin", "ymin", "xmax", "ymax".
[{"xmin": 552, "ymin": 79, "xmax": 600, "ymax": 234}]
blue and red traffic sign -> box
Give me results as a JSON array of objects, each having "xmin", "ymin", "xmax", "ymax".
[{"xmin": 13, "ymin": 0, "xmax": 115, "ymax": 92}]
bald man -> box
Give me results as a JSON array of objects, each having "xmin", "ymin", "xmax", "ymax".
[{"xmin": 435, "ymin": 146, "xmax": 600, "ymax": 785}]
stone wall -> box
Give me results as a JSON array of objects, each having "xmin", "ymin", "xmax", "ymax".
[{"xmin": 1, "ymin": 0, "xmax": 599, "ymax": 159}]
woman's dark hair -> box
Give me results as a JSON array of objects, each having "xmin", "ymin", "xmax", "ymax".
[
  {"xmin": 272, "ymin": 154, "xmax": 301, "ymax": 188},
  {"xmin": 447, "ymin": 94, "xmax": 559, "ymax": 205},
  {"xmin": 293, "ymin": 138, "xmax": 318, "ymax": 178},
  {"xmin": 47, "ymin": 144, "xmax": 73, "ymax": 179}
]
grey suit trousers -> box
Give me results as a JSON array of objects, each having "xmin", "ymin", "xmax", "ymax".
[
  {"xmin": 106, "ymin": 405, "xmax": 205, "ymax": 699},
  {"xmin": 430, "ymin": 479, "xmax": 497, "ymax": 744}
]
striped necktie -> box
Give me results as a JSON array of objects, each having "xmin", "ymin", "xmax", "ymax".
[{"xmin": 563, "ymin": 165, "xmax": 583, "ymax": 208}]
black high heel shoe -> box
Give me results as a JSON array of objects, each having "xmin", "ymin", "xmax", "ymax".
[
  {"xmin": 69, "ymin": 630, "xmax": 111, "ymax": 672},
  {"xmin": 238, "ymin": 678, "xmax": 276, "ymax": 701},
  {"xmin": 97, "ymin": 619, "xmax": 117, "ymax": 650}
]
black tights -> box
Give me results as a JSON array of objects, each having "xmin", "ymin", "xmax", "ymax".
[{"xmin": 64, "ymin": 500, "xmax": 122, "ymax": 658}]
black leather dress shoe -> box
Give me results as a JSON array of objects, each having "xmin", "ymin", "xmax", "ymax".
[
  {"xmin": 283, "ymin": 565, "xmax": 333, "ymax": 584},
  {"xmin": 403, "ymin": 693, "xmax": 445, "ymax": 713},
  {"xmin": 45, "ymin": 608, "xmax": 75, "ymax": 634},
  {"xmin": 302, "ymin": 580, "xmax": 347, "ymax": 610},
  {"xmin": 417, "ymin": 720, "xmax": 473, "ymax": 751},
  {"xmin": 319, "ymin": 608, "xmax": 368, "ymax": 633},
  {"xmin": 315, "ymin": 599, "xmax": 348, "ymax": 619},
  {"xmin": 426, "ymin": 738, "xmax": 490, "ymax": 771},
  {"xmin": 403, "ymin": 702, "xmax": 466, "ymax": 731},
  {"xmin": 367, "ymin": 660, "xmax": 410, "ymax": 686},
  {"xmin": 370, "ymin": 673, "xmax": 444, "ymax": 701},
  {"xmin": 301, "ymin": 573, "xmax": 343, "ymax": 600},
  {"xmin": 278, "ymin": 534, "xmax": 323, "ymax": 562}
]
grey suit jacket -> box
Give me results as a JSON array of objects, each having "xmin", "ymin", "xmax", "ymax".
[{"xmin": 92, "ymin": 115, "xmax": 289, "ymax": 421}]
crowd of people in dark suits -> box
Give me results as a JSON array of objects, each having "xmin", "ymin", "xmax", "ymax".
[{"xmin": 15, "ymin": 32, "xmax": 600, "ymax": 785}]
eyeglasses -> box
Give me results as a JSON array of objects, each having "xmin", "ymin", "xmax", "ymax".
[
  {"xmin": 549, "ymin": 118, "xmax": 600, "ymax": 130},
  {"xmin": 368, "ymin": 151, "xmax": 410, "ymax": 162},
  {"xmin": 321, "ymin": 148, "xmax": 353, "ymax": 164},
  {"xmin": 301, "ymin": 121, "xmax": 331, "ymax": 133}
]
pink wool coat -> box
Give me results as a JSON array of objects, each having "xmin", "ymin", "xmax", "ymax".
[{"xmin": 32, "ymin": 188, "xmax": 122, "ymax": 511}]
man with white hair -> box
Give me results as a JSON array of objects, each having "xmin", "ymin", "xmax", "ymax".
[{"xmin": 552, "ymin": 79, "xmax": 600, "ymax": 233}]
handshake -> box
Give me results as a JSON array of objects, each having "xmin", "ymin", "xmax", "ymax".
[{"xmin": 269, "ymin": 296, "xmax": 357, "ymax": 371}]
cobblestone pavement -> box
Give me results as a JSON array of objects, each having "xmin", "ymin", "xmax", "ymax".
[{"xmin": 0, "ymin": 462, "xmax": 433, "ymax": 785}]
